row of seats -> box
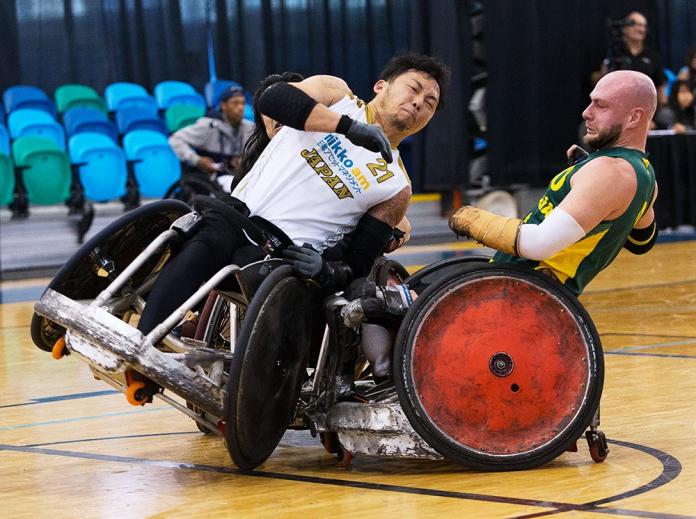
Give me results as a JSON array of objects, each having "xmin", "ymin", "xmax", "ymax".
[
  {"xmin": 0, "ymin": 129, "xmax": 180, "ymax": 209},
  {"xmin": 1, "ymin": 80, "xmax": 253, "ymax": 124}
]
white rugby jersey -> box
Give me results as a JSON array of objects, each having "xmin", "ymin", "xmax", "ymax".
[{"xmin": 232, "ymin": 95, "xmax": 410, "ymax": 251}]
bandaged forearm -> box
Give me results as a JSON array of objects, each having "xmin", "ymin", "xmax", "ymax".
[
  {"xmin": 517, "ymin": 208, "xmax": 586, "ymax": 260},
  {"xmin": 449, "ymin": 206, "xmax": 522, "ymax": 255}
]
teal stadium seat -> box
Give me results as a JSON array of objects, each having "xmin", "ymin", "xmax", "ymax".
[
  {"xmin": 12, "ymin": 136, "xmax": 71, "ymax": 205},
  {"xmin": 0, "ymin": 153, "xmax": 13, "ymax": 206},
  {"xmin": 123, "ymin": 130, "xmax": 181, "ymax": 198},
  {"xmin": 0, "ymin": 126, "xmax": 14, "ymax": 205},
  {"xmin": 165, "ymin": 104, "xmax": 205, "ymax": 132},
  {"xmin": 55, "ymin": 84, "xmax": 106, "ymax": 114}
]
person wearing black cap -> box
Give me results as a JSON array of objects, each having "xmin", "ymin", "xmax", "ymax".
[{"xmin": 169, "ymin": 85, "xmax": 254, "ymax": 176}]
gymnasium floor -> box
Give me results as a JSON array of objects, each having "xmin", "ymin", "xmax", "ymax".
[{"xmin": 1, "ymin": 239, "xmax": 695, "ymax": 518}]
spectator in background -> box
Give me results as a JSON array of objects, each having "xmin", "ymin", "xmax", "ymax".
[
  {"xmin": 677, "ymin": 47, "xmax": 696, "ymax": 91},
  {"xmin": 654, "ymin": 79, "xmax": 696, "ymax": 133},
  {"xmin": 169, "ymin": 86, "xmax": 253, "ymax": 177},
  {"xmin": 596, "ymin": 11, "xmax": 666, "ymax": 106}
]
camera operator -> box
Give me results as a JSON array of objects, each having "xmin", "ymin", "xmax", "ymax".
[{"xmin": 597, "ymin": 12, "xmax": 666, "ymax": 106}]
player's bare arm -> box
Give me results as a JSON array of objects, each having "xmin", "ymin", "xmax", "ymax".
[
  {"xmin": 366, "ymin": 186, "xmax": 412, "ymax": 228},
  {"xmin": 558, "ymin": 156, "xmax": 638, "ymax": 232}
]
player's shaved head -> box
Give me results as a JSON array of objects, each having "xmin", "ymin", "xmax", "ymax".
[
  {"xmin": 596, "ymin": 70, "xmax": 657, "ymax": 120},
  {"xmin": 582, "ymin": 70, "xmax": 656, "ymax": 150}
]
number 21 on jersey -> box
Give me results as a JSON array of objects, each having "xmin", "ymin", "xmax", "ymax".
[{"xmin": 366, "ymin": 158, "xmax": 395, "ymax": 183}]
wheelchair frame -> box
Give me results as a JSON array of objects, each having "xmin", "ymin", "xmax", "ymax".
[{"xmin": 34, "ymin": 208, "xmax": 609, "ymax": 470}]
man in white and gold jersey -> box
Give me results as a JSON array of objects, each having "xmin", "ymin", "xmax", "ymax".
[{"xmin": 138, "ymin": 54, "xmax": 450, "ymax": 333}]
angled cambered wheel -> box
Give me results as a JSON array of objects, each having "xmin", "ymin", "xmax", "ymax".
[
  {"xmin": 394, "ymin": 264, "xmax": 604, "ymax": 471},
  {"xmin": 31, "ymin": 200, "xmax": 191, "ymax": 352},
  {"xmin": 224, "ymin": 266, "xmax": 322, "ymax": 471}
]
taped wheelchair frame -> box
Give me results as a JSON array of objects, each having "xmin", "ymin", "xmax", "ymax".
[{"xmin": 32, "ymin": 199, "xmax": 609, "ymax": 472}]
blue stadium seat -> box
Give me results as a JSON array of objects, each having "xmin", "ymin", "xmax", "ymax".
[
  {"xmin": 104, "ymin": 82, "xmax": 154, "ymax": 111},
  {"xmin": 8, "ymin": 108, "xmax": 66, "ymax": 150},
  {"xmin": 115, "ymin": 103, "xmax": 167, "ymax": 135},
  {"xmin": 12, "ymin": 136, "xmax": 71, "ymax": 205},
  {"xmin": 63, "ymin": 107, "xmax": 118, "ymax": 142},
  {"xmin": 0, "ymin": 124, "xmax": 10, "ymax": 155},
  {"xmin": 0, "ymin": 104, "xmax": 5, "ymax": 126},
  {"xmin": 3, "ymin": 85, "xmax": 57, "ymax": 116},
  {"xmin": 154, "ymin": 81, "xmax": 206, "ymax": 109},
  {"xmin": 122, "ymin": 130, "xmax": 181, "ymax": 198},
  {"xmin": 204, "ymin": 79, "xmax": 242, "ymax": 108},
  {"xmin": 664, "ymin": 68, "xmax": 677, "ymax": 97},
  {"xmin": 69, "ymin": 132, "xmax": 127, "ymax": 202}
]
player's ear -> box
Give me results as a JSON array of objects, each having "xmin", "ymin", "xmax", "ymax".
[{"xmin": 373, "ymin": 79, "xmax": 387, "ymax": 95}]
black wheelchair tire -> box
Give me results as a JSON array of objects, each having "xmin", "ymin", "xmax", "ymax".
[
  {"xmin": 224, "ymin": 265, "xmax": 318, "ymax": 470},
  {"xmin": 31, "ymin": 199, "xmax": 191, "ymax": 351}
]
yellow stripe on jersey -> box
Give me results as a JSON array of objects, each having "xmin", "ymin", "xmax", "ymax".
[
  {"xmin": 365, "ymin": 101, "xmax": 374, "ymax": 124},
  {"xmin": 633, "ymin": 200, "xmax": 648, "ymax": 225},
  {"xmin": 535, "ymin": 229, "xmax": 608, "ymax": 283}
]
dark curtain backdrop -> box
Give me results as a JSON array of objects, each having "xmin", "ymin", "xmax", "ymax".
[
  {"xmin": 3, "ymin": 0, "xmax": 696, "ymax": 190},
  {"xmin": 484, "ymin": 0, "xmax": 658, "ymax": 186},
  {"xmin": 483, "ymin": 0, "xmax": 696, "ymax": 187},
  {"xmin": 655, "ymin": 0, "xmax": 696, "ymax": 70},
  {"xmin": 409, "ymin": 0, "xmax": 471, "ymax": 191},
  {"xmin": 2, "ymin": 0, "xmax": 413, "ymax": 100}
]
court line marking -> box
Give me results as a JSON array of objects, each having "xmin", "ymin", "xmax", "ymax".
[
  {"xmin": 0, "ymin": 389, "xmax": 118, "ymax": 409},
  {"xmin": 602, "ymin": 332, "xmax": 696, "ymax": 340},
  {"xmin": 614, "ymin": 338, "xmax": 696, "ymax": 352},
  {"xmin": 24, "ymin": 431, "xmax": 198, "ymax": 448},
  {"xmin": 0, "ymin": 438, "xmax": 688, "ymax": 518},
  {"xmin": 583, "ymin": 305, "xmax": 696, "ymax": 314},
  {"xmin": 0, "ymin": 406, "xmax": 174, "ymax": 431},
  {"xmin": 605, "ymin": 351, "xmax": 696, "ymax": 360},
  {"xmin": 584, "ymin": 278, "xmax": 696, "ymax": 295},
  {"xmin": 508, "ymin": 439, "xmax": 686, "ymax": 518}
]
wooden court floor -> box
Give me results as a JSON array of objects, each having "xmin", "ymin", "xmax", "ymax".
[{"xmin": 1, "ymin": 241, "xmax": 695, "ymax": 518}]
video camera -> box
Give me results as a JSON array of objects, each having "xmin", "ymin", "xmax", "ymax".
[{"xmin": 603, "ymin": 17, "xmax": 635, "ymax": 71}]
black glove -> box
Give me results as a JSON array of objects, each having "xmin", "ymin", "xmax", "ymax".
[
  {"xmin": 282, "ymin": 244, "xmax": 323, "ymax": 277},
  {"xmin": 337, "ymin": 115, "xmax": 392, "ymax": 163},
  {"xmin": 282, "ymin": 244, "xmax": 355, "ymax": 290}
]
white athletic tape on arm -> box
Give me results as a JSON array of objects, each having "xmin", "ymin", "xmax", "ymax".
[{"xmin": 518, "ymin": 208, "xmax": 585, "ymax": 260}]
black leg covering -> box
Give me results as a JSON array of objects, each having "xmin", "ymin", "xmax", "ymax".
[{"xmin": 138, "ymin": 211, "xmax": 256, "ymax": 334}]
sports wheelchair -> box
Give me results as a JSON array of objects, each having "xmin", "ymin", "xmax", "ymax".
[{"xmin": 32, "ymin": 199, "xmax": 609, "ymax": 471}]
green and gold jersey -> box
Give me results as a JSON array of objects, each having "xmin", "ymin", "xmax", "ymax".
[{"xmin": 493, "ymin": 147, "xmax": 656, "ymax": 295}]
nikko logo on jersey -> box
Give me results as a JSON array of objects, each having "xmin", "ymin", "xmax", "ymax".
[{"xmin": 318, "ymin": 134, "xmax": 366, "ymax": 194}]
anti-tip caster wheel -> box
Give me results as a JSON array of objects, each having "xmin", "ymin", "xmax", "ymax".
[{"xmin": 586, "ymin": 430, "xmax": 609, "ymax": 463}]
